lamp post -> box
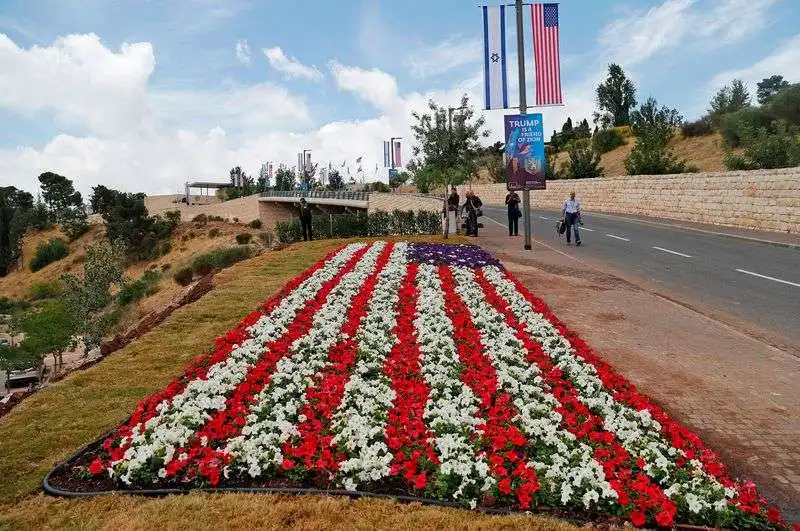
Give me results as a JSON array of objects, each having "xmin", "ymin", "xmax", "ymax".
[
  {"xmin": 515, "ymin": 0, "xmax": 532, "ymax": 250},
  {"xmin": 445, "ymin": 105, "xmax": 468, "ymax": 238}
]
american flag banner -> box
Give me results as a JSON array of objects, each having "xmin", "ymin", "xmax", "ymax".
[
  {"xmin": 393, "ymin": 141, "xmax": 402, "ymax": 167},
  {"xmin": 531, "ymin": 3, "xmax": 563, "ymax": 106}
]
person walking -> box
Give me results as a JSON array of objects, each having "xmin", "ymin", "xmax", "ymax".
[
  {"xmin": 299, "ymin": 198, "xmax": 313, "ymax": 241},
  {"xmin": 463, "ymin": 190, "xmax": 483, "ymax": 237},
  {"xmin": 561, "ymin": 191, "xmax": 582, "ymax": 246},
  {"xmin": 505, "ymin": 190, "xmax": 521, "ymax": 236}
]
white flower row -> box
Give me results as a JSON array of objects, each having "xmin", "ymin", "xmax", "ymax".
[
  {"xmin": 330, "ymin": 243, "xmax": 409, "ymax": 491},
  {"xmin": 224, "ymin": 242, "xmax": 388, "ymax": 478},
  {"xmin": 482, "ymin": 265, "xmax": 730, "ymax": 514},
  {"xmin": 112, "ymin": 242, "xmax": 366, "ymax": 484},
  {"xmin": 414, "ymin": 263, "xmax": 492, "ymax": 502},
  {"xmin": 451, "ymin": 266, "xmax": 617, "ymax": 510}
]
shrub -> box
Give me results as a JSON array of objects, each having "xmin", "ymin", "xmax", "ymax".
[
  {"xmin": 192, "ymin": 214, "xmax": 208, "ymax": 224},
  {"xmin": 681, "ymin": 118, "xmax": 714, "ymax": 138},
  {"xmin": 248, "ymin": 219, "xmax": 262, "ymax": 229},
  {"xmin": 161, "ymin": 263, "xmax": 171, "ymax": 271},
  {"xmin": 208, "ymin": 228, "xmax": 221, "ymax": 238},
  {"xmin": 565, "ymin": 139, "xmax": 604, "ymax": 178},
  {"xmin": 719, "ymin": 107, "xmax": 774, "ymax": 147},
  {"xmin": 276, "ymin": 220, "xmax": 302, "ymax": 243},
  {"xmin": 61, "ymin": 206, "xmax": 89, "ymax": 241},
  {"xmin": 208, "ymin": 215, "xmax": 225, "ymax": 222},
  {"xmin": 235, "ymin": 232, "xmax": 252, "ymax": 245},
  {"xmin": 27, "ymin": 280, "xmax": 62, "ymax": 300},
  {"xmin": 725, "ymin": 128, "xmax": 800, "ymax": 170},
  {"xmin": 117, "ymin": 279, "xmax": 149, "ymax": 306},
  {"xmin": 592, "ymin": 128, "xmax": 625, "ymax": 154},
  {"xmin": 367, "ymin": 210, "xmax": 391, "ymax": 236},
  {"xmin": 152, "ymin": 211, "xmax": 181, "ymax": 239},
  {"xmin": 613, "ymin": 125, "xmax": 633, "ymax": 138},
  {"xmin": 30, "ymin": 238, "xmax": 70, "ymax": 272},
  {"xmin": 209, "ymin": 246, "xmax": 251, "ymax": 269},
  {"xmin": 173, "ymin": 266, "xmax": 194, "ymax": 286},
  {"xmin": 415, "ymin": 210, "xmax": 442, "ymax": 234},
  {"xmin": 191, "ymin": 253, "xmax": 214, "ymax": 276},
  {"xmin": 160, "ymin": 241, "xmax": 172, "ymax": 256},
  {"xmin": 767, "ymin": 84, "xmax": 800, "ymax": 125},
  {"xmin": 233, "ymin": 217, "xmax": 239, "ymax": 223}
]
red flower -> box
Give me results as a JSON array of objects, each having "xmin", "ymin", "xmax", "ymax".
[
  {"xmin": 414, "ymin": 473, "xmax": 427, "ymax": 490},
  {"xmin": 655, "ymin": 509, "xmax": 674, "ymax": 527},
  {"xmin": 629, "ymin": 511, "xmax": 647, "ymax": 527},
  {"xmin": 498, "ymin": 477, "xmax": 512, "ymax": 495},
  {"xmin": 88, "ymin": 457, "xmax": 105, "ymax": 476},
  {"xmin": 766, "ymin": 507, "xmax": 782, "ymax": 525},
  {"xmin": 280, "ymin": 458, "xmax": 295, "ymax": 471}
]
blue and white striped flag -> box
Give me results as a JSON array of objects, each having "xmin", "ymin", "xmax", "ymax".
[{"xmin": 482, "ymin": 5, "xmax": 508, "ymax": 110}]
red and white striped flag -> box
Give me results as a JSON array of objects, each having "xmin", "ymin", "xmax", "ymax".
[{"xmin": 531, "ymin": 3, "xmax": 562, "ymax": 106}]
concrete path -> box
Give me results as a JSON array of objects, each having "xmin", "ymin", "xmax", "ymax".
[
  {"xmin": 475, "ymin": 219, "xmax": 800, "ymax": 521},
  {"xmin": 482, "ymin": 206, "xmax": 800, "ymax": 355}
]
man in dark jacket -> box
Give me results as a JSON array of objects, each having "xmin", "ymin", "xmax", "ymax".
[
  {"xmin": 462, "ymin": 190, "xmax": 483, "ymax": 237},
  {"xmin": 447, "ymin": 188, "xmax": 460, "ymax": 235},
  {"xmin": 299, "ymin": 198, "xmax": 313, "ymax": 241},
  {"xmin": 505, "ymin": 190, "xmax": 521, "ymax": 236}
]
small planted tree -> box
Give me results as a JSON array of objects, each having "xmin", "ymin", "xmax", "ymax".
[
  {"xmin": 594, "ymin": 64, "xmax": 637, "ymax": 128},
  {"xmin": 625, "ymin": 97, "xmax": 692, "ymax": 175},
  {"xmin": 409, "ymin": 94, "xmax": 490, "ymax": 237},
  {"xmin": 60, "ymin": 239, "xmax": 126, "ymax": 355},
  {"xmin": 563, "ymin": 140, "xmax": 604, "ymax": 179}
]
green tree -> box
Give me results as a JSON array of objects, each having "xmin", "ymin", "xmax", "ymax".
[
  {"xmin": 594, "ymin": 64, "xmax": 637, "ymax": 128},
  {"xmin": 38, "ymin": 172, "xmax": 81, "ymax": 223},
  {"xmin": 389, "ymin": 170, "xmax": 411, "ymax": 189},
  {"xmin": 61, "ymin": 204, "xmax": 89, "ymax": 241},
  {"xmin": 60, "ymin": 240, "xmax": 125, "ymax": 355},
  {"xmin": 90, "ymin": 185, "xmax": 122, "ymax": 215},
  {"xmin": 756, "ymin": 75, "xmax": 790, "ymax": 105},
  {"xmin": 576, "ymin": 119, "xmax": 592, "ymax": 139},
  {"xmin": 17, "ymin": 300, "xmax": 74, "ymax": 372},
  {"xmin": 102, "ymin": 192, "xmax": 155, "ymax": 260},
  {"xmin": 274, "ymin": 167, "xmax": 297, "ymax": 191},
  {"xmin": 409, "ymin": 94, "xmax": 489, "ymax": 236},
  {"xmin": 708, "ymin": 79, "xmax": 751, "ymax": 125},
  {"xmin": 562, "ymin": 140, "xmax": 603, "ymax": 179},
  {"xmin": 0, "ymin": 187, "xmax": 34, "ymax": 276},
  {"xmin": 625, "ymin": 97, "xmax": 691, "ymax": 175},
  {"xmin": 544, "ymin": 145, "xmax": 562, "ymax": 180},
  {"xmin": 327, "ymin": 169, "xmax": 345, "ymax": 190}
]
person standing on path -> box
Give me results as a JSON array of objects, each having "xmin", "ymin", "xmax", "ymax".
[
  {"xmin": 462, "ymin": 190, "xmax": 483, "ymax": 237},
  {"xmin": 561, "ymin": 191, "xmax": 582, "ymax": 246},
  {"xmin": 447, "ymin": 188, "xmax": 460, "ymax": 235},
  {"xmin": 505, "ymin": 190, "xmax": 521, "ymax": 236},
  {"xmin": 299, "ymin": 198, "xmax": 313, "ymax": 241}
]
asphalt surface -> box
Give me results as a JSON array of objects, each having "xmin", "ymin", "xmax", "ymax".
[{"xmin": 482, "ymin": 206, "xmax": 800, "ymax": 351}]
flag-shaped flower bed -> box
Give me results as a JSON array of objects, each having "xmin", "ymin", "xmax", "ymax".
[{"xmin": 48, "ymin": 242, "xmax": 792, "ymax": 529}]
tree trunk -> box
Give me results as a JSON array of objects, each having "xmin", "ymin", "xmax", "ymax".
[{"xmin": 443, "ymin": 183, "xmax": 449, "ymax": 239}]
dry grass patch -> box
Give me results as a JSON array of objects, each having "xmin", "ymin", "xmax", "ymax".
[
  {"xmin": 0, "ymin": 493, "xmax": 579, "ymax": 530},
  {"xmin": 0, "ymin": 236, "xmax": 577, "ymax": 530}
]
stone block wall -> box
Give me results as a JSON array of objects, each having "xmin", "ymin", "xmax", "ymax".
[
  {"xmin": 146, "ymin": 194, "xmax": 261, "ymax": 222},
  {"xmin": 452, "ymin": 168, "xmax": 800, "ymax": 233}
]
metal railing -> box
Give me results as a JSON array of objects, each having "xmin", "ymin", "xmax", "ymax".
[{"xmin": 261, "ymin": 190, "xmax": 370, "ymax": 201}]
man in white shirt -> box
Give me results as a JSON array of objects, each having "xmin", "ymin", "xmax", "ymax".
[{"xmin": 561, "ymin": 191, "xmax": 582, "ymax": 246}]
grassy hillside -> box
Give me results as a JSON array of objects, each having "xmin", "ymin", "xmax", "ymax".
[
  {"xmin": 0, "ymin": 236, "xmax": 575, "ymax": 530},
  {"xmin": 554, "ymin": 132, "xmax": 729, "ymax": 177}
]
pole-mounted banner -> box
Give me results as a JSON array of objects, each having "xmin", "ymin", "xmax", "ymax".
[{"xmin": 482, "ymin": 5, "xmax": 509, "ymax": 110}]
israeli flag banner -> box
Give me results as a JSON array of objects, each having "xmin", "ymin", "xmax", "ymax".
[{"xmin": 483, "ymin": 5, "xmax": 508, "ymax": 110}]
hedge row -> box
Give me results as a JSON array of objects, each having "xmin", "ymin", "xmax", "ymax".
[{"xmin": 275, "ymin": 210, "xmax": 441, "ymax": 243}]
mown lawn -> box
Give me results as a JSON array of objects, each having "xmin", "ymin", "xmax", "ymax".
[{"xmin": 0, "ymin": 236, "xmax": 576, "ymax": 530}]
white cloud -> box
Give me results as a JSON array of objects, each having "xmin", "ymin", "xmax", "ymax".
[
  {"xmin": 329, "ymin": 61, "xmax": 400, "ymax": 112},
  {"xmin": 405, "ymin": 35, "xmax": 481, "ymax": 78},
  {"xmin": 263, "ymin": 46, "xmax": 323, "ymax": 81},
  {"xmin": 235, "ymin": 39, "xmax": 251, "ymax": 65},
  {"xmin": 599, "ymin": 0, "xmax": 779, "ymax": 67},
  {"xmin": 0, "ymin": 32, "xmax": 155, "ymax": 136},
  {"xmin": 708, "ymin": 34, "xmax": 800, "ymax": 91}
]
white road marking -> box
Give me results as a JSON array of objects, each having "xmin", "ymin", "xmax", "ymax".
[
  {"xmin": 735, "ymin": 269, "xmax": 800, "ymax": 288},
  {"xmin": 539, "ymin": 216, "xmax": 550, "ymax": 220},
  {"xmin": 486, "ymin": 217, "xmax": 508, "ymax": 228},
  {"xmin": 652, "ymin": 246, "xmax": 692, "ymax": 258},
  {"xmin": 606, "ymin": 234, "xmax": 630, "ymax": 242},
  {"xmin": 580, "ymin": 227, "xmax": 595, "ymax": 232}
]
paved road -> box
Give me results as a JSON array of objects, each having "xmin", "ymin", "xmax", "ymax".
[{"xmin": 482, "ymin": 206, "xmax": 800, "ymax": 351}]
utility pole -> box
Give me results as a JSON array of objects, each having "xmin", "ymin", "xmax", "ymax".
[{"xmin": 516, "ymin": 0, "xmax": 532, "ymax": 250}]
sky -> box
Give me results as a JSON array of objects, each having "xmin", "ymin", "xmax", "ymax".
[{"xmin": 1, "ymin": 0, "xmax": 799, "ymax": 197}]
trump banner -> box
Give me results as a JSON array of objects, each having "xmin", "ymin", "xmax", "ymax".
[{"xmin": 504, "ymin": 113, "xmax": 546, "ymax": 191}]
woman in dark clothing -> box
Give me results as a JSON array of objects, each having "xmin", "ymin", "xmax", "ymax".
[
  {"xmin": 298, "ymin": 198, "xmax": 313, "ymax": 241},
  {"xmin": 462, "ymin": 190, "xmax": 483, "ymax": 237},
  {"xmin": 505, "ymin": 191, "xmax": 521, "ymax": 236}
]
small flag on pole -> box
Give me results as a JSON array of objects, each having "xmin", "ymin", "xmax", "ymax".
[
  {"xmin": 393, "ymin": 141, "xmax": 402, "ymax": 167},
  {"xmin": 482, "ymin": 5, "xmax": 508, "ymax": 110},
  {"xmin": 531, "ymin": 3, "xmax": 563, "ymax": 106}
]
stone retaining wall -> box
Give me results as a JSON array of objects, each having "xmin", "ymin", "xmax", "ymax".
[
  {"xmin": 451, "ymin": 168, "xmax": 800, "ymax": 233},
  {"xmin": 146, "ymin": 194, "xmax": 261, "ymax": 222}
]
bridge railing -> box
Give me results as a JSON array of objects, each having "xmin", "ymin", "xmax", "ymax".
[{"xmin": 261, "ymin": 190, "xmax": 370, "ymax": 201}]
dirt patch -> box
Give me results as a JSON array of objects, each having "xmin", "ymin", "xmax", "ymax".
[{"xmin": 594, "ymin": 312, "xmax": 626, "ymax": 323}]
